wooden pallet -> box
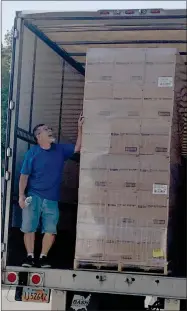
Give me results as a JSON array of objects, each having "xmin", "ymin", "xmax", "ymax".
[
  {"xmin": 74, "ymin": 259, "xmax": 169, "ymax": 275},
  {"xmin": 74, "ymin": 259, "xmax": 119, "ymax": 271},
  {"xmin": 118, "ymin": 263, "xmax": 169, "ymax": 275}
]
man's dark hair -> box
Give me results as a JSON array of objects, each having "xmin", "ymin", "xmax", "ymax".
[{"xmin": 33, "ymin": 124, "xmax": 45, "ymax": 142}]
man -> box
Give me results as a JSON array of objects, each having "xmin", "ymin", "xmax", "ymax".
[{"xmin": 19, "ymin": 115, "xmax": 84, "ymax": 268}]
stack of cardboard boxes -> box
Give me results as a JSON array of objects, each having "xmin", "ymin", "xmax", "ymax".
[{"xmin": 75, "ymin": 48, "xmax": 186, "ymax": 269}]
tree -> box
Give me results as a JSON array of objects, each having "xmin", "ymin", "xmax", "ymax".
[{"xmin": 1, "ymin": 30, "xmax": 13, "ymax": 163}]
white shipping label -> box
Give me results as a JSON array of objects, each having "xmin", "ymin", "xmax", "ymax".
[
  {"xmin": 153, "ymin": 184, "xmax": 168, "ymax": 195},
  {"xmin": 158, "ymin": 77, "xmax": 173, "ymax": 88}
]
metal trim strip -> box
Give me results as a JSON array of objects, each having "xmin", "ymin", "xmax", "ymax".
[
  {"xmin": 2, "ymin": 17, "xmax": 24, "ymax": 269},
  {"xmin": 24, "ymin": 20, "xmax": 85, "ymax": 76},
  {"xmin": 58, "ymin": 60, "xmax": 65, "ymax": 142},
  {"xmin": 1, "ymin": 18, "xmax": 18, "ymax": 244},
  {"xmin": 3, "ymin": 267, "xmax": 187, "ymax": 299},
  {"xmin": 56, "ymin": 39, "xmax": 187, "ymax": 45},
  {"xmin": 43, "ymin": 26, "xmax": 187, "ymax": 33},
  {"xmin": 28, "ymin": 35, "xmax": 37, "ymax": 134},
  {"xmin": 69, "ymin": 51, "xmax": 187, "ymax": 56},
  {"xmin": 23, "ymin": 15, "xmax": 187, "ymax": 21}
]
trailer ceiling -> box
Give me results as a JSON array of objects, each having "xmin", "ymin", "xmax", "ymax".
[{"xmin": 19, "ymin": 9, "xmax": 187, "ymax": 70}]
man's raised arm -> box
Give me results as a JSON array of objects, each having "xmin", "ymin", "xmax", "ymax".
[{"xmin": 74, "ymin": 113, "xmax": 84, "ymax": 153}]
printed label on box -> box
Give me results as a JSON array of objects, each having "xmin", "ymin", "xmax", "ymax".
[
  {"xmin": 155, "ymin": 147, "xmax": 168, "ymax": 153},
  {"xmin": 158, "ymin": 77, "xmax": 173, "ymax": 88},
  {"xmin": 153, "ymin": 249, "xmax": 164, "ymax": 258},
  {"xmin": 158, "ymin": 111, "xmax": 171, "ymax": 117},
  {"xmin": 153, "ymin": 184, "xmax": 168, "ymax": 195},
  {"xmin": 125, "ymin": 147, "xmax": 138, "ymax": 152}
]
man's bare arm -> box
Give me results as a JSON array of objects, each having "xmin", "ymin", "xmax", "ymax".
[
  {"xmin": 19, "ymin": 174, "xmax": 29, "ymax": 208},
  {"xmin": 74, "ymin": 127, "xmax": 82, "ymax": 153},
  {"xmin": 19, "ymin": 174, "xmax": 29, "ymax": 196},
  {"xmin": 74, "ymin": 114, "xmax": 84, "ymax": 153}
]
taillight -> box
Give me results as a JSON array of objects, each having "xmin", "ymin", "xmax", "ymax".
[
  {"xmin": 151, "ymin": 9, "xmax": 161, "ymax": 14},
  {"xmin": 7, "ymin": 272, "xmax": 18, "ymax": 284},
  {"xmin": 99, "ymin": 11, "xmax": 110, "ymax": 15},
  {"xmin": 29, "ymin": 273, "xmax": 43, "ymax": 286},
  {"xmin": 125, "ymin": 10, "xmax": 135, "ymax": 15}
]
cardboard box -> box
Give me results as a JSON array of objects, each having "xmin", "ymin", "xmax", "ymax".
[
  {"xmin": 84, "ymin": 82, "xmax": 113, "ymax": 100},
  {"xmin": 77, "ymin": 201, "xmax": 168, "ymax": 228},
  {"xmin": 83, "ymin": 99, "xmax": 142, "ymax": 119},
  {"xmin": 145, "ymin": 48, "xmax": 177, "ymax": 63},
  {"xmin": 140, "ymin": 134, "xmax": 169, "ymax": 155},
  {"xmin": 83, "ymin": 116, "xmax": 141, "ymax": 134},
  {"xmin": 86, "ymin": 63, "xmax": 113, "ymax": 82},
  {"xmin": 75, "ymin": 227, "xmax": 167, "ymax": 267},
  {"xmin": 75, "ymin": 238, "xmax": 167, "ymax": 266},
  {"xmin": 82, "ymin": 132, "xmax": 111, "ymax": 153},
  {"xmin": 79, "ymin": 188, "xmax": 137, "ymax": 206},
  {"xmin": 79, "ymin": 168, "xmax": 139, "ymax": 190},
  {"xmin": 145, "ymin": 63, "xmax": 175, "ymax": 84},
  {"xmin": 143, "ymin": 85, "xmax": 174, "ymax": 100},
  {"xmin": 139, "ymin": 154, "xmax": 169, "ymax": 171},
  {"xmin": 141, "ymin": 118, "xmax": 172, "ymax": 136},
  {"xmin": 113, "ymin": 64, "xmax": 144, "ymax": 84},
  {"xmin": 113, "ymin": 84, "xmax": 142, "ymax": 100},
  {"xmin": 76, "ymin": 223, "xmax": 167, "ymax": 243},
  {"xmin": 139, "ymin": 170, "xmax": 170, "ymax": 192},
  {"xmin": 80, "ymin": 153, "xmax": 140, "ymax": 171},
  {"xmin": 86, "ymin": 47, "xmax": 145, "ymax": 64},
  {"xmin": 110, "ymin": 134, "xmax": 140, "ymax": 155},
  {"xmin": 142, "ymin": 98, "xmax": 173, "ymax": 120},
  {"xmin": 76, "ymin": 48, "xmax": 185, "ymax": 268}
]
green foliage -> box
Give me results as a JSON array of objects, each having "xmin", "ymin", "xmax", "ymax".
[{"xmin": 1, "ymin": 29, "xmax": 13, "ymax": 174}]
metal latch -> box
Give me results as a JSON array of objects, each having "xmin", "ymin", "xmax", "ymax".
[
  {"xmin": 1, "ymin": 243, "xmax": 6, "ymax": 252},
  {"xmin": 6, "ymin": 147, "xmax": 12, "ymax": 157},
  {"xmin": 14, "ymin": 29, "xmax": 18, "ymax": 39},
  {"xmin": 9, "ymin": 100, "xmax": 15, "ymax": 110},
  {"xmin": 5, "ymin": 171, "xmax": 10, "ymax": 181}
]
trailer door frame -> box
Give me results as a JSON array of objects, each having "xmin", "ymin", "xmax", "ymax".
[{"xmin": 2, "ymin": 16, "xmax": 24, "ymax": 268}]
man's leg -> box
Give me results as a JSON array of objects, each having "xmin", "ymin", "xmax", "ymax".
[
  {"xmin": 40, "ymin": 199, "xmax": 59, "ymax": 268},
  {"xmin": 21, "ymin": 195, "xmax": 40, "ymax": 267},
  {"xmin": 24, "ymin": 232, "xmax": 35, "ymax": 254},
  {"xmin": 41, "ymin": 233, "xmax": 55, "ymax": 256}
]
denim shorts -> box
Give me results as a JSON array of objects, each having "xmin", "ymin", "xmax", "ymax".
[{"xmin": 21, "ymin": 194, "xmax": 59, "ymax": 234}]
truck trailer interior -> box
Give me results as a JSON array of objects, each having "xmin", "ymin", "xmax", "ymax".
[{"xmin": 2, "ymin": 9, "xmax": 187, "ymax": 310}]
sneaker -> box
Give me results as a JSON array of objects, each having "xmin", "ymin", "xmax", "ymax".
[
  {"xmin": 22, "ymin": 255, "xmax": 35, "ymax": 267},
  {"xmin": 39, "ymin": 256, "xmax": 51, "ymax": 268}
]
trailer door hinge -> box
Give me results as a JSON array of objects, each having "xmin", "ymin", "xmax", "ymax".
[
  {"xmin": 5, "ymin": 171, "xmax": 10, "ymax": 181},
  {"xmin": 6, "ymin": 147, "xmax": 12, "ymax": 157},
  {"xmin": 1, "ymin": 243, "xmax": 6, "ymax": 252},
  {"xmin": 14, "ymin": 29, "xmax": 19, "ymax": 39},
  {"xmin": 9, "ymin": 100, "xmax": 15, "ymax": 110}
]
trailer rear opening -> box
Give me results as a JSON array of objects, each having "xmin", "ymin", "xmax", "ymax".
[{"xmin": 2, "ymin": 9, "xmax": 187, "ymax": 308}]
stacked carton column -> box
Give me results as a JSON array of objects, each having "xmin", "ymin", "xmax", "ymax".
[{"xmin": 75, "ymin": 48, "xmax": 186, "ymax": 269}]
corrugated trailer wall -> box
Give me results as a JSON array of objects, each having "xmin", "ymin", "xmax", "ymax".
[
  {"xmin": 14, "ymin": 25, "xmax": 84, "ymax": 194},
  {"xmin": 14, "ymin": 26, "xmax": 36, "ymax": 194},
  {"xmin": 60, "ymin": 63, "xmax": 84, "ymax": 143},
  {"xmin": 9, "ymin": 24, "xmax": 84, "ymax": 265},
  {"xmin": 31, "ymin": 37, "xmax": 63, "ymax": 137}
]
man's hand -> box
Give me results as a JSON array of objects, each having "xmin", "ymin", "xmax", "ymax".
[
  {"xmin": 19, "ymin": 194, "xmax": 26, "ymax": 209},
  {"xmin": 78, "ymin": 112, "xmax": 84, "ymax": 130}
]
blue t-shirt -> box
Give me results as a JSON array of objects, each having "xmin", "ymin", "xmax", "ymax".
[{"xmin": 21, "ymin": 143, "xmax": 75, "ymax": 201}]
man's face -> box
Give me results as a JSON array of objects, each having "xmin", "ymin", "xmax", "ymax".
[{"xmin": 36, "ymin": 125, "xmax": 55, "ymax": 144}]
